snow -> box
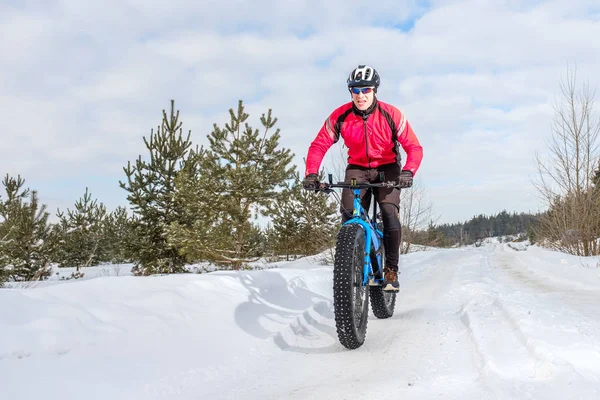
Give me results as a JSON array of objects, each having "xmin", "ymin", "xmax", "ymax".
[{"xmin": 2, "ymin": 242, "xmax": 600, "ymax": 399}]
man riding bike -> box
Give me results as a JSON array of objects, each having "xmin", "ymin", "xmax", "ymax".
[{"xmin": 302, "ymin": 64, "xmax": 423, "ymax": 292}]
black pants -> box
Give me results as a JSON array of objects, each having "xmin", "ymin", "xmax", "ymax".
[{"xmin": 340, "ymin": 163, "xmax": 401, "ymax": 272}]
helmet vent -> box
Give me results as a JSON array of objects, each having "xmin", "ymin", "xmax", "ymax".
[{"xmin": 347, "ymin": 64, "xmax": 380, "ymax": 89}]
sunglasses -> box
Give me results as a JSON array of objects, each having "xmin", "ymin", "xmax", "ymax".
[{"xmin": 350, "ymin": 87, "xmax": 374, "ymax": 94}]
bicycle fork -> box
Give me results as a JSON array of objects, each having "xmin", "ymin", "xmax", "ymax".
[
  {"xmin": 366, "ymin": 226, "xmax": 385, "ymax": 286},
  {"xmin": 349, "ymin": 219, "xmax": 384, "ymax": 286}
]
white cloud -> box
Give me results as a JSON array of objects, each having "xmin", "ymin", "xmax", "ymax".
[{"xmin": 1, "ymin": 0, "xmax": 600, "ymax": 224}]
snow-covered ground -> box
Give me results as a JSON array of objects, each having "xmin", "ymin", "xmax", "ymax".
[{"xmin": 2, "ymin": 242, "xmax": 600, "ymax": 399}]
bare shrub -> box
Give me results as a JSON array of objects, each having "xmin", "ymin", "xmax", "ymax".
[{"xmin": 533, "ymin": 66, "xmax": 600, "ymax": 256}]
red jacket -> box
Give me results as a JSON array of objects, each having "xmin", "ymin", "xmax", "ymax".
[{"xmin": 305, "ymin": 100, "xmax": 423, "ymax": 176}]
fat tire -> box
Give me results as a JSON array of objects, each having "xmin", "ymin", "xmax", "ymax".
[
  {"xmin": 369, "ymin": 287, "xmax": 396, "ymax": 318},
  {"xmin": 369, "ymin": 241, "xmax": 396, "ymax": 319},
  {"xmin": 333, "ymin": 223, "xmax": 369, "ymax": 349}
]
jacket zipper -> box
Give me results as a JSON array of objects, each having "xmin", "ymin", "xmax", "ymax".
[{"xmin": 363, "ymin": 120, "xmax": 371, "ymax": 168}]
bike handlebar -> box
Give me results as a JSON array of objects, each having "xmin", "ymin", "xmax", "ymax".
[
  {"xmin": 315, "ymin": 181, "xmax": 401, "ymax": 191},
  {"xmin": 304, "ymin": 173, "xmax": 402, "ymax": 192}
]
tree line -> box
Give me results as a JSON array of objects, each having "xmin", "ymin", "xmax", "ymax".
[
  {"xmin": 2, "ymin": 68, "xmax": 599, "ymax": 285},
  {"xmin": 0, "ymin": 100, "xmax": 339, "ymax": 284},
  {"xmin": 410, "ymin": 210, "xmax": 540, "ymax": 248}
]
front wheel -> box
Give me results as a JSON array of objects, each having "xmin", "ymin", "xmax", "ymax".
[{"xmin": 333, "ymin": 223, "xmax": 369, "ymax": 349}]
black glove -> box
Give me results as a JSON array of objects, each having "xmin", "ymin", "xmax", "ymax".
[
  {"xmin": 398, "ymin": 170, "xmax": 413, "ymax": 188},
  {"xmin": 302, "ymin": 173, "xmax": 320, "ymax": 190}
]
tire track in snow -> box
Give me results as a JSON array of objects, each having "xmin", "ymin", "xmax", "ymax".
[
  {"xmin": 271, "ymin": 249, "xmax": 471, "ymax": 355},
  {"xmin": 455, "ymin": 250, "xmax": 560, "ymax": 399},
  {"xmin": 494, "ymin": 244, "xmax": 600, "ymax": 300},
  {"xmin": 491, "ymin": 245, "xmax": 600, "ymax": 387}
]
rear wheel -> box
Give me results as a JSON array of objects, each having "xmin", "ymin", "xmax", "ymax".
[
  {"xmin": 369, "ymin": 241, "xmax": 396, "ymax": 319},
  {"xmin": 333, "ymin": 223, "xmax": 369, "ymax": 349},
  {"xmin": 370, "ymin": 286, "xmax": 396, "ymax": 319}
]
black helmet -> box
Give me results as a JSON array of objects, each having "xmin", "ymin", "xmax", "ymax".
[{"xmin": 347, "ymin": 65, "xmax": 380, "ymax": 90}]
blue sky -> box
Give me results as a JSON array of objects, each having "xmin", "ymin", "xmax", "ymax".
[{"xmin": 2, "ymin": 0, "xmax": 600, "ymax": 224}]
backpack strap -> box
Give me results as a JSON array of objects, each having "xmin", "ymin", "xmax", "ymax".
[
  {"xmin": 377, "ymin": 104, "xmax": 399, "ymax": 141},
  {"xmin": 332, "ymin": 108, "xmax": 353, "ymax": 143},
  {"xmin": 378, "ymin": 104, "xmax": 403, "ymax": 165}
]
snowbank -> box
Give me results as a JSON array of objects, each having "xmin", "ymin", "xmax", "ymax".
[{"xmin": 1, "ymin": 243, "xmax": 600, "ymax": 399}]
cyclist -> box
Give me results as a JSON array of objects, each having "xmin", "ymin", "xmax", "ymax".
[{"xmin": 302, "ymin": 64, "xmax": 423, "ymax": 292}]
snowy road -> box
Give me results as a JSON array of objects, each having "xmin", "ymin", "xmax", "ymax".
[{"xmin": 2, "ymin": 243, "xmax": 600, "ymax": 399}]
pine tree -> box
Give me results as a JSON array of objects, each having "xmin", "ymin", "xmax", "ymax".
[
  {"xmin": 0, "ymin": 186, "xmax": 7, "ymax": 286},
  {"xmin": 0, "ymin": 175, "xmax": 54, "ymax": 282},
  {"xmin": 103, "ymin": 206, "xmax": 135, "ymax": 264},
  {"xmin": 119, "ymin": 100, "xmax": 193, "ymax": 275},
  {"xmin": 168, "ymin": 100, "xmax": 295, "ymax": 269},
  {"xmin": 267, "ymin": 185, "xmax": 302, "ymax": 260},
  {"xmin": 245, "ymin": 222, "xmax": 268, "ymax": 259},
  {"xmin": 165, "ymin": 149, "xmax": 225, "ymax": 265},
  {"xmin": 268, "ymin": 170, "xmax": 338, "ymax": 259},
  {"xmin": 54, "ymin": 188, "xmax": 107, "ymax": 275},
  {"xmin": 423, "ymin": 221, "xmax": 448, "ymax": 247},
  {"xmin": 0, "ymin": 227, "xmax": 5, "ymax": 285}
]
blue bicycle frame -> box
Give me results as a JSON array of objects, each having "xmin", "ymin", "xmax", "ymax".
[
  {"xmin": 342, "ymin": 187, "xmax": 385, "ymax": 287},
  {"xmin": 315, "ymin": 175, "xmax": 400, "ymax": 287}
]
